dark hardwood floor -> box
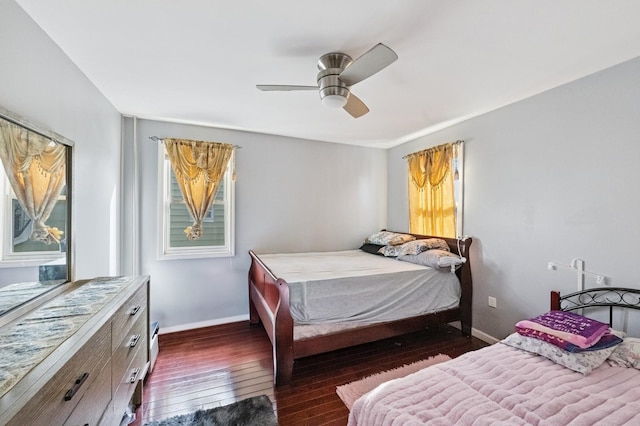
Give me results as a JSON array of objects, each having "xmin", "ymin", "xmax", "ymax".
[{"xmin": 132, "ymin": 321, "xmax": 488, "ymax": 426}]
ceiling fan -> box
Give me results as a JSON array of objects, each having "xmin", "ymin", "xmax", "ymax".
[{"xmin": 256, "ymin": 43, "xmax": 398, "ymax": 118}]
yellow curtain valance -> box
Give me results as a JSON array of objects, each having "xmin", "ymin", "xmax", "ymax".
[
  {"xmin": 163, "ymin": 138, "xmax": 234, "ymax": 240},
  {"xmin": 406, "ymin": 142, "xmax": 459, "ymax": 191}
]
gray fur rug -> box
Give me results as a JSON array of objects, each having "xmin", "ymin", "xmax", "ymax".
[{"xmin": 143, "ymin": 395, "xmax": 277, "ymax": 426}]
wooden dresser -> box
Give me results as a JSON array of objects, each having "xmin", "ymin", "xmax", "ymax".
[{"xmin": 0, "ymin": 275, "xmax": 150, "ymax": 426}]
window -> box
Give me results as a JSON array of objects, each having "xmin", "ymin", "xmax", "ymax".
[
  {"xmin": 0, "ymin": 162, "xmax": 68, "ymax": 264},
  {"xmin": 0, "ymin": 163, "xmax": 67, "ymax": 266},
  {"xmin": 158, "ymin": 147, "xmax": 235, "ymax": 259}
]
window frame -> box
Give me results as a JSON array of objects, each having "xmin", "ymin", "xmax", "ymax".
[
  {"xmin": 157, "ymin": 145, "xmax": 235, "ymax": 260},
  {"xmin": 454, "ymin": 142, "xmax": 464, "ymax": 238}
]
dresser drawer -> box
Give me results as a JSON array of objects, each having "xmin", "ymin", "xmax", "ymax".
[
  {"xmin": 64, "ymin": 358, "xmax": 111, "ymax": 426},
  {"xmin": 9, "ymin": 322, "xmax": 111, "ymax": 426},
  {"xmin": 98, "ymin": 400, "xmax": 116, "ymax": 426},
  {"xmin": 113, "ymin": 341, "xmax": 147, "ymax": 418},
  {"xmin": 112, "ymin": 311, "xmax": 147, "ymax": 392},
  {"xmin": 111, "ymin": 284, "xmax": 147, "ymax": 352}
]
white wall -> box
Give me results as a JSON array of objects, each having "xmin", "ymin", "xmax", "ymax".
[
  {"xmin": 388, "ymin": 56, "xmax": 640, "ymax": 339},
  {"xmin": 124, "ymin": 118, "xmax": 388, "ymax": 330},
  {"xmin": 0, "ymin": 1, "xmax": 122, "ymax": 282}
]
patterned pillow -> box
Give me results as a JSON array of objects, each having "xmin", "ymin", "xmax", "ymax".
[
  {"xmin": 395, "ymin": 240, "xmax": 428, "ymax": 256},
  {"xmin": 418, "ymin": 238, "xmax": 450, "ymax": 252},
  {"xmin": 402, "ymin": 239, "xmax": 448, "ymax": 255},
  {"xmin": 607, "ymin": 337, "xmax": 640, "ymax": 369},
  {"xmin": 378, "ymin": 244, "xmax": 402, "ymax": 257},
  {"xmin": 379, "ymin": 239, "xmax": 452, "ymax": 257},
  {"xmin": 397, "ymin": 249, "xmax": 463, "ymax": 268},
  {"xmin": 365, "ymin": 231, "xmax": 415, "ymax": 246},
  {"xmin": 501, "ymin": 333, "xmax": 617, "ymax": 374}
]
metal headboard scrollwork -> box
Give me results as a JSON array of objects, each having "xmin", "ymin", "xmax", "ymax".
[{"xmin": 552, "ymin": 287, "xmax": 640, "ymax": 325}]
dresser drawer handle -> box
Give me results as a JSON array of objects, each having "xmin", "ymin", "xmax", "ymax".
[
  {"xmin": 129, "ymin": 334, "xmax": 141, "ymax": 347},
  {"xmin": 64, "ymin": 372, "xmax": 89, "ymax": 401},
  {"xmin": 129, "ymin": 367, "xmax": 141, "ymax": 383},
  {"xmin": 130, "ymin": 305, "xmax": 141, "ymax": 316}
]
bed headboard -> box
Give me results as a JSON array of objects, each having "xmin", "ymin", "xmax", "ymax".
[{"xmin": 551, "ymin": 287, "xmax": 640, "ymax": 326}]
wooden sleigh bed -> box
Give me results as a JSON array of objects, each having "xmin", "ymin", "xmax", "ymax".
[
  {"xmin": 248, "ymin": 232, "xmax": 473, "ymax": 386},
  {"xmin": 348, "ymin": 287, "xmax": 640, "ymax": 425}
]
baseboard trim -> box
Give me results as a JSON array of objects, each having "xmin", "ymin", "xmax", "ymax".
[
  {"xmin": 471, "ymin": 328, "xmax": 500, "ymax": 344},
  {"xmin": 159, "ymin": 314, "xmax": 249, "ymax": 335},
  {"xmin": 448, "ymin": 321, "xmax": 500, "ymax": 344},
  {"xmin": 162, "ymin": 315, "xmax": 502, "ymax": 344}
]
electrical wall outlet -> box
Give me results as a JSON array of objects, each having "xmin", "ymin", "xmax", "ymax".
[{"xmin": 488, "ymin": 296, "xmax": 497, "ymax": 308}]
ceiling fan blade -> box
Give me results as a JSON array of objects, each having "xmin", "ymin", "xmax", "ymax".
[
  {"xmin": 343, "ymin": 93, "xmax": 369, "ymax": 118},
  {"xmin": 338, "ymin": 43, "xmax": 398, "ymax": 86},
  {"xmin": 256, "ymin": 84, "xmax": 317, "ymax": 91}
]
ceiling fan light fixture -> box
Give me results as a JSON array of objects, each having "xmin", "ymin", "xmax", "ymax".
[
  {"xmin": 321, "ymin": 93, "xmax": 348, "ymax": 108},
  {"xmin": 319, "ymin": 85, "xmax": 349, "ymax": 108}
]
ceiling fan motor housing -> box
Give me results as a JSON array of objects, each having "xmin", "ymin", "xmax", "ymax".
[{"xmin": 317, "ymin": 53, "xmax": 353, "ymax": 108}]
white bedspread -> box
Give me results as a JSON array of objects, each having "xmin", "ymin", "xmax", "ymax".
[
  {"xmin": 259, "ymin": 250, "xmax": 460, "ymax": 325},
  {"xmin": 349, "ymin": 342, "xmax": 640, "ymax": 425}
]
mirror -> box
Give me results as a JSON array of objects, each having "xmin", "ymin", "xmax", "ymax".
[{"xmin": 0, "ymin": 106, "xmax": 72, "ymax": 317}]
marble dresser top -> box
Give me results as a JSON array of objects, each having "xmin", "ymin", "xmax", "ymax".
[
  {"xmin": 0, "ymin": 276, "xmax": 135, "ymax": 398},
  {"xmin": 0, "ymin": 280, "xmax": 66, "ymax": 316}
]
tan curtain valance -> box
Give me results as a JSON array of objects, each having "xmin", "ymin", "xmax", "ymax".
[
  {"xmin": 0, "ymin": 119, "xmax": 66, "ymax": 244},
  {"xmin": 164, "ymin": 138, "xmax": 234, "ymax": 240}
]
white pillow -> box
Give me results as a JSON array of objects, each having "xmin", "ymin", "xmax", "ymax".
[
  {"xmin": 607, "ymin": 337, "xmax": 640, "ymax": 369},
  {"xmin": 501, "ymin": 333, "xmax": 617, "ymax": 374}
]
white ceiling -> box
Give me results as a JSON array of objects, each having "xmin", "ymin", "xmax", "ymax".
[{"xmin": 16, "ymin": 1, "xmax": 640, "ymax": 148}]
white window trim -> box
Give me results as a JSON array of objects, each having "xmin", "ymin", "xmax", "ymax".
[
  {"xmin": 156, "ymin": 145, "xmax": 235, "ymax": 260},
  {"xmin": 455, "ymin": 142, "xmax": 464, "ymax": 238},
  {"xmin": 0, "ymin": 172, "xmax": 66, "ymax": 267}
]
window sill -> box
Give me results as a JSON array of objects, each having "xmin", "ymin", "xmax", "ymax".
[
  {"xmin": 158, "ymin": 249, "xmax": 235, "ymax": 261},
  {"xmin": 0, "ymin": 256, "xmax": 64, "ymax": 268}
]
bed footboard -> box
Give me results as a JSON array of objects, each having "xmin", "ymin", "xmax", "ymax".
[{"xmin": 248, "ymin": 250, "xmax": 294, "ymax": 385}]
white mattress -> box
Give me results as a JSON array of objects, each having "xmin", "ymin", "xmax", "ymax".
[{"xmin": 258, "ymin": 250, "xmax": 461, "ymax": 325}]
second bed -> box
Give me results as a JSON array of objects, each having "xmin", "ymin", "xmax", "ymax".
[{"xmin": 248, "ymin": 232, "xmax": 473, "ymax": 385}]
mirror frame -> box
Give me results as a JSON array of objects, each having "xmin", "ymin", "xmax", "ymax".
[{"xmin": 0, "ymin": 105, "xmax": 73, "ymax": 320}]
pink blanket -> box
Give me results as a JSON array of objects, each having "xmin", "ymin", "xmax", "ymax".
[{"xmin": 349, "ymin": 342, "xmax": 640, "ymax": 425}]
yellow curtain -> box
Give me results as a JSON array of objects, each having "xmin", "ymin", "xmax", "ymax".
[
  {"xmin": 407, "ymin": 143, "xmax": 457, "ymax": 238},
  {"xmin": 0, "ymin": 119, "xmax": 66, "ymax": 244},
  {"xmin": 164, "ymin": 138, "xmax": 233, "ymax": 240}
]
